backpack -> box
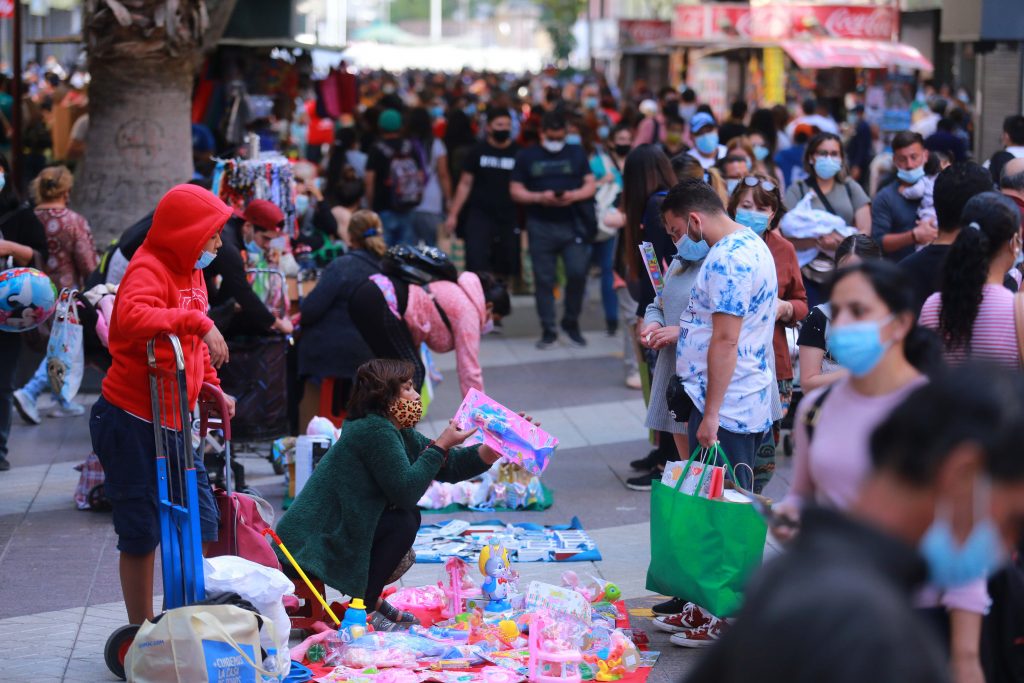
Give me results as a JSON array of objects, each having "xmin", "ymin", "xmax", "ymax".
[{"xmin": 379, "ymin": 139, "xmax": 425, "ymax": 212}]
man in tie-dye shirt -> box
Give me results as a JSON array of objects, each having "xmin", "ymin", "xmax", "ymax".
[{"xmin": 665, "ymin": 179, "xmax": 778, "ymax": 488}]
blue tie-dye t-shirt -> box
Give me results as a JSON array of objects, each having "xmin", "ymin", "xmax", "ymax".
[{"xmin": 676, "ymin": 228, "xmax": 778, "ymax": 434}]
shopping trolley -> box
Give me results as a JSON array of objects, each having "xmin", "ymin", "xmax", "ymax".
[
  {"xmin": 198, "ymin": 381, "xmax": 236, "ymax": 494},
  {"xmin": 103, "ymin": 333, "xmax": 207, "ymax": 679}
]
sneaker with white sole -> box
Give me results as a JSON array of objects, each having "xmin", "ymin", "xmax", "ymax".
[
  {"xmin": 50, "ymin": 402, "xmax": 85, "ymax": 418},
  {"xmin": 653, "ymin": 603, "xmax": 713, "ymax": 633},
  {"xmin": 669, "ymin": 617, "xmax": 728, "ymax": 648},
  {"xmin": 13, "ymin": 390, "xmax": 40, "ymax": 425}
]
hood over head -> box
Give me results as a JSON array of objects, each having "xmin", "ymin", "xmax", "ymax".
[{"xmin": 145, "ymin": 184, "xmax": 233, "ymax": 274}]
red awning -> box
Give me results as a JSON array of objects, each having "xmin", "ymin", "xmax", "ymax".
[{"xmin": 781, "ymin": 38, "xmax": 933, "ymax": 71}]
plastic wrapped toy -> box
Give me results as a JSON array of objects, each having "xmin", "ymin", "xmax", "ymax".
[
  {"xmin": 560, "ymin": 573, "xmax": 622, "ymax": 605},
  {"xmin": 453, "ymin": 389, "xmax": 558, "ymax": 475},
  {"xmin": 527, "ymin": 613, "xmax": 585, "ymax": 683}
]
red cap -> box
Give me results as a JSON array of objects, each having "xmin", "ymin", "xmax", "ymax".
[{"xmin": 242, "ymin": 199, "xmax": 285, "ymax": 232}]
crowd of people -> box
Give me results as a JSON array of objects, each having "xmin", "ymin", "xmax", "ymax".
[{"xmin": 2, "ymin": 61, "xmax": 1024, "ymax": 682}]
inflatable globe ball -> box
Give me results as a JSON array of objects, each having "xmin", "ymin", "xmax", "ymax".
[{"xmin": 0, "ymin": 268, "xmax": 58, "ymax": 333}]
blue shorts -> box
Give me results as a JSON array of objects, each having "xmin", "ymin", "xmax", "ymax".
[{"xmin": 90, "ymin": 396, "xmax": 219, "ymax": 555}]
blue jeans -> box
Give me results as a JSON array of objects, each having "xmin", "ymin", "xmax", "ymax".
[
  {"xmin": 590, "ymin": 237, "xmax": 618, "ymax": 325},
  {"xmin": 21, "ymin": 358, "xmax": 73, "ymax": 407},
  {"xmin": 0, "ymin": 332, "xmax": 20, "ymax": 461},
  {"xmin": 686, "ymin": 409, "xmax": 767, "ymax": 491},
  {"xmin": 380, "ymin": 210, "xmax": 416, "ymax": 246}
]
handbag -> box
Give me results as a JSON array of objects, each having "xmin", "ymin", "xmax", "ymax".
[
  {"xmin": 45, "ymin": 288, "xmax": 84, "ymax": 403},
  {"xmin": 646, "ymin": 444, "xmax": 768, "ymax": 617},
  {"xmin": 125, "ymin": 602, "xmax": 276, "ymax": 683}
]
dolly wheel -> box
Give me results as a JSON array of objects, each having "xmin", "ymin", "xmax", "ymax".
[{"xmin": 104, "ymin": 624, "xmax": 140, "ymax": 680}]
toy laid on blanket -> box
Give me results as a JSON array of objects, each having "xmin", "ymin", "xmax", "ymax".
[
  {"xmin": 479, "ymin": 539, "xmax": 514, "ymax": 612},
  {"xmin": 454, "ymin": 389, "xmax": 558, "ymax": 476}
]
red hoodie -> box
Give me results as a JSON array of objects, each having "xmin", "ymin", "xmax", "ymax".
[{"xmin": 102, "ymin": 184, "xmax": 233, "ymax": 426}]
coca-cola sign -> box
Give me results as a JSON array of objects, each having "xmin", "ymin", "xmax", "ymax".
[
  {"xmin": 673, "ymin": 3, "xmax": 898, "ymax": 43},
  {"xmin": 673, "ymin": 6, "xmax": 706, "ymax": 40},
  {"xmin": 0, "ymin": 0, "xmax": 13, "ymax": 20},
  {"xmin": 620, "ymin": 19, "xmax": 672, "ymax": 47}
]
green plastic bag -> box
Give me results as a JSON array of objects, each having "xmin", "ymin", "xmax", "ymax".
[{"xmin": 645, "ymin": 444, "xmax": 768, "ymax": 617}]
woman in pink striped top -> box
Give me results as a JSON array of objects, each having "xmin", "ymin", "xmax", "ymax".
[{"xmin": 919, "ymin": 192, "xmax": 1022, "ymax": 368}]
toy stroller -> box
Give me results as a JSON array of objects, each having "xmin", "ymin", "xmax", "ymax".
[{"xmin": 103, "ymin": 334, "xmax": 208, "ymax": 679}]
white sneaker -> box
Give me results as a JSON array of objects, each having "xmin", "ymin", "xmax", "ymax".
[
  {"xmin": 13, "ymin": 390, "xmax": 40, "ymax": 425},
  {"xmin": 625, "ymin": 373, "xmax": 643, "ymax": 390},
  {"xmin": 50, "ymin": 402, "xmax": 86, "ymax": 418}
]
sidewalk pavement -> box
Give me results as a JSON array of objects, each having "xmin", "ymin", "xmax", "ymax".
[{"xmin": 0, "ymin": 294, "xmax": 792, "ymax": 682}]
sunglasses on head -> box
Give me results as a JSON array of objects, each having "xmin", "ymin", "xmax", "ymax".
[{"xmin": 742, "ymin": 176, "xmax": 777, "ymax": 193}]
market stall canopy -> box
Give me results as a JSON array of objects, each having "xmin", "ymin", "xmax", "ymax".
[{"xmin": 781, "ymin": 38, "xmax": 933, "ymax": 71}]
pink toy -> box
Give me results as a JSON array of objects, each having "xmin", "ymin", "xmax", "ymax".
[
  {"xmin": 439, "ymin": 557, "xmax": 482, "ymax": 618},
  {"xmin": 527, "ymin": 614, "xmax": 583, "ymax": 683},
  {"xmin": 453, "ymin": 389, "xmax": 558, "ymax": 476}
]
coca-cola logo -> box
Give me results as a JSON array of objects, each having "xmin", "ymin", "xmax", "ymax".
[
  {"xmin": 0, "ymin": 0, "xmax": 13, "ymax": 19},
  {"xmin": 823, "ymin": 7, "xmax": 895, "ymax": 40},
  {"xmin": 624, "ymin": 20, "xmax": 671, "ymax": 45},
  {"xmin": 674, "ymin": 7, "xmax": 704, "ymax": 39}
]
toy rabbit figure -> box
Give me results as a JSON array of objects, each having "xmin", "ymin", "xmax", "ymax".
[{"xmin": 479, "ymin": 538, "xmax": 511, "ymax": 612}]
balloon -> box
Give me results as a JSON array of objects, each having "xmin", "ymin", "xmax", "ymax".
[{"xmin": 0, "ymin": 268, "xmax": 58, "ymax": 333}]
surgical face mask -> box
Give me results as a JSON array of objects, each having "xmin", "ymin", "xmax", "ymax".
[
  {"xmin": 430, "ymin": 105, "xmax": 445, "ymax": 119},
  {"xmin": 897, "ymin": 164, "xmax": 926, "ymax": 185},
  {"xmin": 245, "ymin": 240, "xmax": 262, "ymax": 257},
  {"xmin": 295, "ymin": 194, "xmax": 310, "ymax": 215},
  {"xmin": 389, "ymin": 396, "xmax": 423, "ymax": 430},
  {"xmin": 584, "ymin": 96, "xmax": 599, "ymax": 110},
  {"xmin": 597, "ymin": 125, "xmax": 609, "ymax": 140},
  {"xmin": 482, "ymin": 317, "xmax": 495, "ymax": 335},
  {"xmin": 680, "ymin": 104, "xmax": 697, "ymax": 121},
  {"xmin": 195, "ymin": 250, "xmax": 217, "ymax": 269},
  {"xmin": 491, "ymin": 129, "xmax": 511, "ymax": 143},
  {"xmin": 0, "ymin": 172, "xmax": 5, "ymax": 192},
  {"xmin": 827, "ymin": 315, "xmax": 895, "ymax": 377},
  {"xmin": 753, "ymin": 144, "xmax": 769, "ymax": 162},
  {"xmin": 920, "ymin": 482, "xmax": 1006, "ymax": 588},
  {"xmin": 814, "ymin": 156, "xmax": 842, "ymax": 180},
  {"xmin": 675, "ymin": 218, "xmax": 710, "ymax": 261},
  {"xmin": 463, "ymin": 105, "xmax": 477, "ymax": 118},
  {"xmin": 565, "ymin": 133, "xmax": 582, "ymax": 146},
  {"xmin": 735, "ymin": 207, "xmax": 771, "ymax": 235},
  {"xmin": 542, "ymin": 139, "xmax": 566, "ymax": 154},
  {"xmin": 695, "ymin": 132, "xmax": 719, "ymax": 155},
  {"xmin": 725, "ymin": 178, "xmax": 740, "ymax": 195}
]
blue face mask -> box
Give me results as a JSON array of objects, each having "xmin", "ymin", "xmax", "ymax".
[
  {"xmin": 725, "ymin": 178, "xmax": 740, "ymax": 195},
  {"xmin": 584, "ymin": 96, "xmax": 599, "ymax": 110},
  {"xmin": 464, "ymin": 105, "xmax": 477, "ymax": 118},
  {"xmin": 597, "ymin": 125, "xmax": 609, "ymax": 140},
  {"xmin": 195, "ymin": 250, "xmax": 217, "ymax": 269},
  {"xmin": 695, "ymin": 132, "xmax": 719, "ymax": 155},
  {"xmin": 897, "ymin": 164, "xmax": 926, "ymax": 185},
  {"xmin": 430, "ymin": 106, "xmax": 445, "ymax": 119},
  {"xmin": 920, "ymin": 486, "xmax": 1005, "ymax": 588},
  {"xmin": 566, "ymin": 134, "xmax": 582, "ymax": 146},
  {"xmin": 0, "ymin": 172, "xmax": 6, "ymax": 192},
  {"xmin": 245, "ymin": 240, "xmax": 262, "ymax": 257},
  {"xmin": 735, "ymin": 208, "xmax": 771, "ymax": 235},
  {"xmin": 753, "ymin": 144, "xmax": 769, "ymax": 161},
  {"xmin": 827, "ymin": 315, "xmax": 894, "ymax": 377},
  {"xmin": 675, "ymin": 218, "xmax": 710, "ymax": 261},
  {"xmin": 295, "ymin": 194, "xmax": 310, "ymax": 215},
  {"xmin": 814, "ymin": 156, "xmax": 842, "ymax": 180}
]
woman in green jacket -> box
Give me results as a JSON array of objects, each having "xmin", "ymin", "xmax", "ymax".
[{"xmin": 275, "ymin": 358, "xmax": 501, "ymax": 625}]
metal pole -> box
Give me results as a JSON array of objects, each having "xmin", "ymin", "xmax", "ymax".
[
  {"xmin": 430, "ymin": 0, "xmax": 441, "ymax": 43},
  {"xmin": 11, "ymin": 0, "xmax": 22, "ymax": 191},
  {"xmin": 586, "ymin": 0, "xmax": 593, "ymax": 71}
]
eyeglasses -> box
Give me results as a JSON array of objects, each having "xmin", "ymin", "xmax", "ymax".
[{"xmin": 741, "ymin": 176, "xmax": 777, "ymax": 192}]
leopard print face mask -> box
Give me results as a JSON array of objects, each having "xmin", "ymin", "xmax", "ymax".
[{"xmin": 390, "ymin": 396, "xmax": 423, "ymax": 430}]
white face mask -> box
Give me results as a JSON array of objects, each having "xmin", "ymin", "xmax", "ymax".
[{"xmin": 542, "ymin": 139, "xmax": 566, "ymax": 154}]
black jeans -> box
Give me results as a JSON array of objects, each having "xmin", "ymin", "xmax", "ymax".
[
  {"xmin": 0, "ymin": 332, "xmax": 21, "ymax": 462},
  {"xmin": 527, "ymin": 218, "xmax": 591, "ymax": 335},
  {"xmin": 364, "ymin": 506, "xmax": 421, "ymax": 609},
  {"xmin": 464, "ymin": 207, "xmax": 520, "ymax": 278}
]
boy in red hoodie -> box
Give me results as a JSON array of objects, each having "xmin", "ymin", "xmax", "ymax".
[{"xmin": 90, "ymin": 184, "xmax": 235, "ymax": 624}]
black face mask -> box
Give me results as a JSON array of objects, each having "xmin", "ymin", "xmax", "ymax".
[
  {"xmin": 491, "ymin": 130, "xmax": 511, "ymax": 143},
  {"xmin": 614, "ymin": 144, "xmax": 631, "ymax": 157}
]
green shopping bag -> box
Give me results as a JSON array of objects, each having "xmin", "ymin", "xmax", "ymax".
[{"xmin": 646, "ymin": 444, "xmax": 768, "ymax": 617}]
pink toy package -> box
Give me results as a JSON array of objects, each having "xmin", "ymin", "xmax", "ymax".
[{"xmin": 452, "ymin": 389, "xmax": 558, "ymax": 476}]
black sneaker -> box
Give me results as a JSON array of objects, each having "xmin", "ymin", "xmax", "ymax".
[
  {"xmin": 0, "ymin": 457, "xmax": 9, "ymax": 472},
  {"xmin": 606, "ymin": 320, "xmax": 618, "ymax": 337},
  {"xmin": 626, "ymin": 470, "xmax": 660, "ymax": 491},
  {"xmin": 652, "ymin": 597, "xmax": 688, "ymax": 616},
  {"xmin": 536, "ymin": 331, "xmax": 558, "ymax": 349},
  {"xmin": 561, "ymin": 322, "xmax": 587, "ymax": 347},
  {"xmin": 630, "ymin": 448, "xmax": 659, "ymax": 471}
]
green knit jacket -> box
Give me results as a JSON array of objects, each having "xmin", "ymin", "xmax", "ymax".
[{"xmin": 274, "ymin": 413, "xmax": 490, "ymax": 598}]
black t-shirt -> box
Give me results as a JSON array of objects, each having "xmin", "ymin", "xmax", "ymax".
[
  {"xmin": 510, "ymin": 143, "xmax": 591, "ymax": 223},
  {"xmin": 0, "ymin": 202, "xmax": 48, "ymax": 265},
  {"xmin": 797, "ymin": 305, "xmax": 833, "ymax": 362},
  {"xmin": 464, "ymin": 140, "xmax": 519, "ymax": 213},
  {"xmin": 366, "ymin": 136, "xmax": 420, "ymax": 213},
  {"xmin": 899, "ymin": 244, "xmax": 950, "ymax": 316}
]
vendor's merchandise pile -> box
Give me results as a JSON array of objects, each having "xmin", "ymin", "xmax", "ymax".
[
  {"xmin": 413, "ymin": 518, "xmax": 600, "ymax": 563},
  {"xmin": 418, "ymin": 463, "xmax": 553, "ymax": 513},
  {"xmin": 212, "ymin": 155, "xmax": 298, "ymax": 235}
]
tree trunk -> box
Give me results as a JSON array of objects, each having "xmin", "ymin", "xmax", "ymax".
[{"xmin": 72, "ymin": 57, "xmax": 195, "ymax": 244}]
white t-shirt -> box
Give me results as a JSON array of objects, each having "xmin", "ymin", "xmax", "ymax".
[
  {"xmin": 676, "ymin": 228, "xmax": 778, "ymax": 434},
  {"xmin": 416, "ymin": 138, "xmax": 448, "ymax": 215},
  {"xmin": 687, "ymin": 145, "xmax": 727, "ymax": 170}
]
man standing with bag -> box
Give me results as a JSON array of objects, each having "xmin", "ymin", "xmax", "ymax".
[
  {"xmin": 510, "ymin": 111, "xmax": 596, "ymax": 349},
  {"xmin": 663, "ymin": 178, "xmax": 777, "ymax": 488}
]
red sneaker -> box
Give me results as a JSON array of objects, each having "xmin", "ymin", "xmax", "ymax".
[
  {"xmin": 652, "ymin": 603, "xmax": 713, "ymax": 633},
  {"xmin": 669, "ymin": 617, "xmax": 729, "ymax": 648}
]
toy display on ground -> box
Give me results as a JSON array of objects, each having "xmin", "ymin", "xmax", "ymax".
[
  {"xmin": 412, "ymin": 518, "xmax": 600, "ymax": 564},
  {"xmin": 418, "ymin": 462, "xmax": 554, "ymax": 513},
  {"xmin": 289, "ymin": 561, "xmax": 656, "ymax": 683}
]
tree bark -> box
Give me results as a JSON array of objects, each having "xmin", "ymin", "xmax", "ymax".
[{"xmin": 72, "ymin": 56, "xmax": 195, "ymax": 244}]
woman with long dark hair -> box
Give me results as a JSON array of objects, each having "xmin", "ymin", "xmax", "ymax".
[
  {"xmin": 0, "ymin": 153, "xmax": 47, "ymax": 471},
  {"xmin": 919, "ymin": 192, "xmax": 1022, "ymax": 367},
  {"xmin": 620, "ymin": 144, "xmax": 677, "ymax": 313},
  {"xmin": 747, "ymin": 108, "xmax": 785, "ymax": 190},
  {"xmin": 407, "ymin": 107, "xmax": 452, "ymax": 247}
]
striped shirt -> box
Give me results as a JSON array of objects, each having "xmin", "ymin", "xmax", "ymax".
[{"xmin": 919, "ymin": 284, "xmax": 1020, "ymax": 368}]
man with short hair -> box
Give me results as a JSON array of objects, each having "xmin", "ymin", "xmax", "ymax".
[
  {"xmin": 872, "ymin": 131, "xmax": 932, "ymax": 260},
  {"xmin": 510, "ymin": 111, "xmax": 596, "ymax": 349},
  {"xmin": 365, "ymin": 108, "xmax": 424, "ymax": 246},
  {"xmin": 999, "ymin": 156, "xmax": 1024, "ymax": 225},
  {"xmin": 661, "ymin": 114, "xmax": 688, "ymax": 158},
  {"xmin": 446, "ymin": 107, "xmax": 520, "ymax": 278},
  {"xmin": 665, "ymin": 178, "xmax": 777, "ymax": 487},
  {"xmin": 899, "ymin": 162, "xmax": 994, "ymax": 313},
  {"xmin": 687, "ymin": 112, "xmax": 727, "ymax": 170},
  {"xmin": 718, "ymin": 100, "xmax": 748, "ymax": 145},
  {"xmin": 985, "ymin": 114, "xmax": 1024, "ymax": 184}
]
